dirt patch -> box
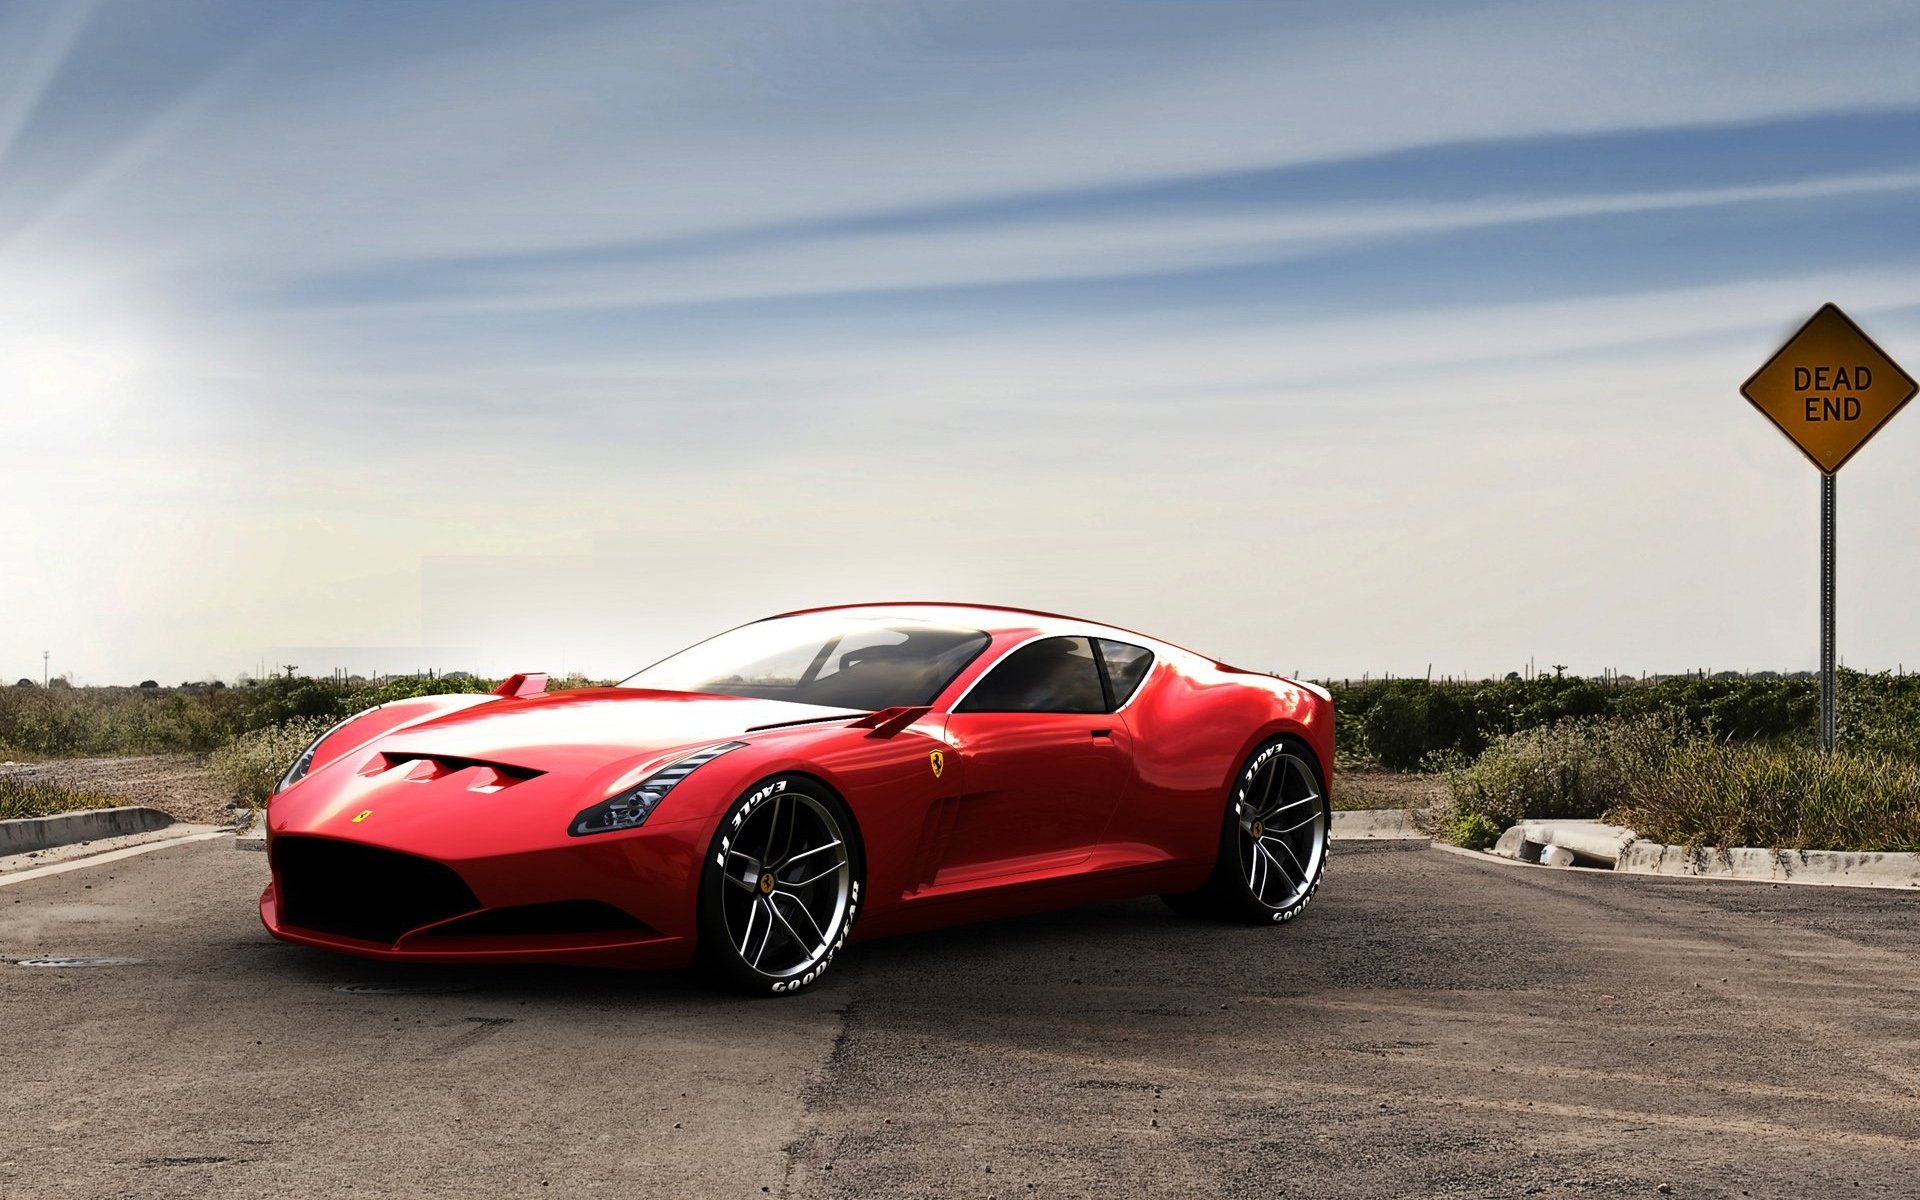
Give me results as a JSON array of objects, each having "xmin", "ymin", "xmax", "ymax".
[
  {"xmin": 1336, "ymin": 768, "xmax": 1446, "ymax": 811},
  {"xmin": 0, "ymin": 756, "xmax": 235, "ymax": 826}
]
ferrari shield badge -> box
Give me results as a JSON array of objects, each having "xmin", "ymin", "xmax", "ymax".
[
  {"xmin": 351, "ymin": 809, "xmax": 372, "ymax": 823},
  {"xmin": 928, "ymin": 750, "xmax": 945, "ymax": 779}
]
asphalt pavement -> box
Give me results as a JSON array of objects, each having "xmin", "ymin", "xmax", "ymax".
[{"xmin": 2, "ymin": 839, "xmax": 1917, "ymax": 1199}]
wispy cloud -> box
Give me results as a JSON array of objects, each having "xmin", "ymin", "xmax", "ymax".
[
  {"xmin": 0, "ymin": 0, "xmax": 92, "ymax": 172},
  {"xmin": 275, "ymin": 167, "xmax": 1920, "ymax": 315},
  {"xmin": 5, "ymin": 0, "xmax": 1920, "ymax": 682}
]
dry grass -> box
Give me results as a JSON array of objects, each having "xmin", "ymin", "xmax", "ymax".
[
  {"xmin": 0, "ymin": 775, "xmax": 121, "ymax": 821},
  {"xmin": 1610, "ymin": 742, "xmax": 1920, "ymax": 853},
  {"xmin": 1433, "ymin": 714, "xmax": 1920, "ymax": 853}
]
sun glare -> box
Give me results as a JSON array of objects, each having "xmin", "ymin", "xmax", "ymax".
[{"xmin": 0, "ymin": 273, "xmax": 157, "ymax": 433}]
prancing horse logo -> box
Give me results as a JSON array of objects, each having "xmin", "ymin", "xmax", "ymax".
[
  {"xmin": 928, "ymin": 750, "xmax": 945, "ymax": 779},
  {"xmin": 351, "ymin": 810, "xmax": 372, "ymax": 823}
]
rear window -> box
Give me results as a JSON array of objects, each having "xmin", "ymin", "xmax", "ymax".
[{"xmin": 1096, "ymin": 640, "xmax": 1155, "ymax": 707}]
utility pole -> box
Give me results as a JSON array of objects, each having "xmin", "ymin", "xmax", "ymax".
[
  {"xmin": 283, "ymin": 664, "xmax": 298, "ymax": 680},
  {"xmin": 42, "ymin": 650, "xmax": 48, "ymax": 687}
]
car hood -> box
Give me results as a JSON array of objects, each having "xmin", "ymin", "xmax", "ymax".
[
  {"xmin": 270, "ymin": 688, "xmax": 871, "ymax": 858},
  {"xmin": 363, "ymin": 687, "xmax": 862, "ymax": 770}
]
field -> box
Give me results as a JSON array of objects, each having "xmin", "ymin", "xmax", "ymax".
[
  {"xmin": 1333, "ymin": 768, "xmax": 1445, "ymax": 811},
  {"xmin": 0, "ymin": 757, "xmax": 234, "ymax": 825},
  {"xmin": 4, "ymin": 670, "xmax": 1915, "ymax": 849}
]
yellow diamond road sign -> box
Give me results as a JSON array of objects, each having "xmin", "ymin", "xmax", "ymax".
[{"xmin": 1741, "ymin": 303, "xmax": 1917, "ymax": 475}]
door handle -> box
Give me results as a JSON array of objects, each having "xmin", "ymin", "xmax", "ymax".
[{"xmin": 1090, "ymin": 728, "xmax": 1112, "ymax": 739}]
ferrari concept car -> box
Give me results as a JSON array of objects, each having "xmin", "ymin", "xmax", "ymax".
[{"xmin": 261, "ymin": 603, "xmax": 1335, "ymax": 994}]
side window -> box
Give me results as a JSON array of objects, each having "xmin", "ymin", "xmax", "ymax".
[
  {"xmin": 955, "ymin": 637, "xmax": 1105, "ymax": 714},
  {"xmin": 1096, "ymin": 640, "xmax": 1154, "ymax": 707}
]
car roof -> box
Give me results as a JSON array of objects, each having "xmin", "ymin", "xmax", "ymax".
[{"xmin": 761, "ymin": 602, "xmax": 1178, "ymax": 652}]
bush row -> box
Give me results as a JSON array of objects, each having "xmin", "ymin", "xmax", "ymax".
[
  {"xmin": 1329, "ymin": 671, "xmax": 1920, "ymax": 769},
  {"xmin": 0, "ymin": 674, "xmax": 604, "ymax": 759}
]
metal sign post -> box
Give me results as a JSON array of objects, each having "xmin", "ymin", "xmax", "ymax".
[
  {"xmin": 1821, "ymin": 473, "xmax": 1835, "ymax": 752},
  {"xmin": 1741, "ymin": 303, "xmax": 1915, "ymax": 753}
]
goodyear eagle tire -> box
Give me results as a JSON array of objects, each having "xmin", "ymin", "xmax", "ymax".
[
  {"xmin": 1162, "ymin": 736, "xmax": 1329, "ymax": 925},
  {"xmin": 692, "ymin": 774, "xmax": 862, "ymax": 996}
]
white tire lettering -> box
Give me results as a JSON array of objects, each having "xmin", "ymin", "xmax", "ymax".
[{"xmin": 731, "ymin": 780, "xmax": 855, "ymax": 995}]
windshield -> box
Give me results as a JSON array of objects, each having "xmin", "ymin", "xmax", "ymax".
[{"xmin": 620, "ymin": 614, "xmax": 992, "ymax": 710}]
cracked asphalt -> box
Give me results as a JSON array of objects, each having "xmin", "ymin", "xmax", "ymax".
[{"xmin": 2, "ymin": 839, "xmax": 1917, "ymax": 1198}]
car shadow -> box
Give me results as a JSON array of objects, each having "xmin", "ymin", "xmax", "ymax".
[{"xmin": 249, "ymin": 892, "xmax": 1244, "ymax": 1004}]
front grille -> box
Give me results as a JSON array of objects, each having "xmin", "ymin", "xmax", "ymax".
[{"xmin": 272, "ymin": 836, "xmax": 480, "ymax": 945}]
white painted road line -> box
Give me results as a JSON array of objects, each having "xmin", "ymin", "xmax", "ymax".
[{"xmin": 0, "ymin": 829, "xmax": 233, "ymax": 888}]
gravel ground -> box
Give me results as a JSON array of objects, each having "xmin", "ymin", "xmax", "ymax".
[
  {"xmin": 0, "ymin": 755, "xmax": 235, "ymax": 825},
  {"xmin": 1336, "ymin": 768, "xmax": 1446, "ymax": 811},
  {"xmin": 3, "ymin": 839, "xmax": 1917, "ymax": 1197}
]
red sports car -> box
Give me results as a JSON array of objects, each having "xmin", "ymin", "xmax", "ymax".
[{"xmin": 261, "ymin": 603, "xmax": 1335, "ymax": 995}]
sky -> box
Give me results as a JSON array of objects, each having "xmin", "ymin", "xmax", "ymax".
[{"xmin": 5, "ymin": 0, "xmax": 1920, "ymax": 686}]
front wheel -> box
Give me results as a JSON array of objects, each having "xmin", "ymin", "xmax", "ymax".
[
  {"xmin": 691, "ymin": 775, "xmax": 862, "ymax": 996},
  {"xmin": 1163, "ymin": 738, "xmax": 1329, "ymax": 924}
]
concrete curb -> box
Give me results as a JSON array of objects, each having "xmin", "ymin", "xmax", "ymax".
[
  {"xmin": 1463, "ymin": 821, "xmax": 1920, "ymax": 891},
  {"xmin": 0, "ymin": 806, "xmax": 174, "ymax": 855},
  {"xmin": 1330, "ymin": 808, "xmax": 1424, "ymax": 841},
  {"xmin": 235, "ymin": 809, "xmax": 265, "ymax": 851},
  {"xmin": 1617, "ymin": 842, "xmax": 1920, "ymax": 890},
  {"xmin": 0, "ymin": 826, "xmax": 231, "ymax": 887}
]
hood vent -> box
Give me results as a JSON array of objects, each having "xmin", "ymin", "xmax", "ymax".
[{"xmin": 360, "ymin": 752, "xmax": 544, "ymax": 793}]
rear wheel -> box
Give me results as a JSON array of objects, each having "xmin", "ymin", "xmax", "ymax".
[
  {"xmin": 692, "ymin": 775, "xmax": 861, "ymax": 996},
  {"xmin": 1162, "ymin": 737, "xmax": 1329, "ymax": 924}
]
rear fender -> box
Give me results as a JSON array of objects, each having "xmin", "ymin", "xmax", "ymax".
[{"xmin": 1235, "ymin": 692, "xmax": 1334, "ymax": 793}]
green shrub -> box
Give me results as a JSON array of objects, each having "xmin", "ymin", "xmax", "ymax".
[
  {"xmin": 1443, "ymin": 811, "xmax": 1504, "ymax": 852},
  {"xmin": 1837, "ymin": 673, "xmax": 1920, "ymax": 760},
  {"xmin": 1359, "ymin": 689, "xmax": 1428, "ymax": 770},
  {"xmin": 1609, "ymin": 742, "xmax": 1920, "ymax": 852},
  {"xmin": 209, "ymin": 717, "xmax": 331, "ymax": 808},
  {"xmin": 1434, "ymin": 715, "xmax": 1678, "ymax": 843}
]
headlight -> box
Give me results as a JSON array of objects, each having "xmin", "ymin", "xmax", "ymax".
[
  {"xmin": 273, "ymin": 714, "xmax": 361, "ymax": 797},
  {"xmin": 569, "ymin": 741, "xmax": 746, "ymax": 836}
]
